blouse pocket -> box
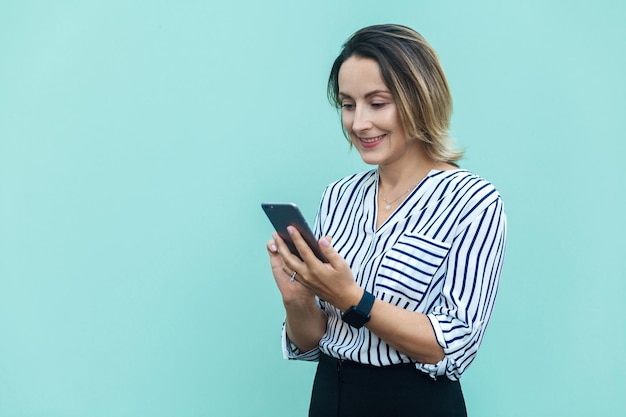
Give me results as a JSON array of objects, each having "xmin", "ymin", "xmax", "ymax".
[{"xmin": 376, "ymin": 233, "xmax": 451, "ymax": 309}]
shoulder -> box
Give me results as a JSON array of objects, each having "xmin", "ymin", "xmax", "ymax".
[
  {"xmin": 322, "ymin": 170, "xmax": 376, "ymax": 201},
  {"xmin": 431, "ymin": 169, "xmax": 504, "ymax": 220},
  {"xmin": 433, "ymin": 169, "xmax": 501, "ymax": 201},
  {"xmin": 316, "ymin": 170, "xmax": 375, "ymax": 220},
  {"xmin": 326, "ymin": 170, "xmax": 376, "ymax": 190}
]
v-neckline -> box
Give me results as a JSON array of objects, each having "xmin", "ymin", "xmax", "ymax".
[{"xmin": 373, "ymin": 169, "xmax": 435, "ymax": 232}]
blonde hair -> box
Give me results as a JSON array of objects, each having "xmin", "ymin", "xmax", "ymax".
[{"xmin": 328, "ymin": 24, "xmax": 463, "ymax": 163}]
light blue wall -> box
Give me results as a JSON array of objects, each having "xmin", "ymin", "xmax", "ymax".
[{"xmin": 1, "ymin": 1, "xmax": 625, "ymax": 416}]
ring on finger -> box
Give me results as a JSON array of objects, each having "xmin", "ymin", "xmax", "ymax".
[{"xmin": 290, "ymin": 271, "xmax": 297, "ymax": 282}]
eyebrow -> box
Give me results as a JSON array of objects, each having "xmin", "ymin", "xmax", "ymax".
[{"xmin": 339, "ymin": 89, "xmax": 392, "ymax": 99}]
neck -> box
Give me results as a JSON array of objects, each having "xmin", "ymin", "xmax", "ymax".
[{"xmin": 378, "ymin": 157, "xmax": 437, "ymax": 191}]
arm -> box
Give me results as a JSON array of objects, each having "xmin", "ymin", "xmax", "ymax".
[
  {"xmin": 366, "ymin": 299, "xmax": 445, "ymax": 364},
  {"xmin": 421, "ymin": 198, "xmax": 507, "ymax": 378},
  {"xmin": 266, "ymin": 240, "xmax": 327, "ymax": 353},
  {"xmin": 284, "ymin": 298, "xmax": 327, "ymax": 353}
]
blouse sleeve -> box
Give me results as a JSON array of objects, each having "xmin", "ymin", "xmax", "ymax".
[
  {"xmin": 281, "ymin": 323, "xmax": 321, "ymax": 361},
  {"xmin": 416, "ymin": 196, "xmax": 507, "ymax": 380}
]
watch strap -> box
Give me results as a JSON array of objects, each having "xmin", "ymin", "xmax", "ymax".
[{"xmin": 356, "ymin": 290, "xmax": 375, "ymax": 315}]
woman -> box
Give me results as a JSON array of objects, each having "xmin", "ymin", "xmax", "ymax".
[{"xmin": 267, "ymin": 24, "xmax": 506, "ymax": 417}]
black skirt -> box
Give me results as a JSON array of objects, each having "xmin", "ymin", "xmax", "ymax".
[{"xmin": 309, "ymin": 353, "xmax": 467, "ymax": 417}]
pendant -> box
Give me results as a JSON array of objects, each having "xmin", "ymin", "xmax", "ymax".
[{"xmin": 385, "ymin": 204, "xmax": 392, "ymax": 211}]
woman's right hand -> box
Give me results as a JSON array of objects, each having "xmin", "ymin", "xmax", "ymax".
[
  {"xmin": 267, "ymin": 234, "xmax": 328, "ymax": 352},
  {"xmin": 266, "ymin": 237, "xmax": 316, "ymax": 304}
]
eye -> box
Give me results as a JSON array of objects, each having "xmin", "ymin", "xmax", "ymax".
[
  {"xmin": 371, "ymin": 102, "xmax": 387, "ymax": 109},
  {"xmin": 341, "ymin": 103, "xmax": 354, "ymax": 110}
]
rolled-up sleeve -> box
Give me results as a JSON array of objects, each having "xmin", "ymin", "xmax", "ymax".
[
  {"xmin": 417, "ymin": 197, "xmax": 507, "ymax": 380},
  {"xmin": 281, "ymin": 322, "xmax": 321, "ymax": 361}
]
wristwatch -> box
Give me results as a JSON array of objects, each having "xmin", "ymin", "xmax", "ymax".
[{"xmin": 341, "ymin": 290, "xmax": 375, "ymax": 329}]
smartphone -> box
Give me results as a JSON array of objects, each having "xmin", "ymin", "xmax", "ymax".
[{"xmin": 261, "ymin": 202, "xmax": 328, "ymax": 262}]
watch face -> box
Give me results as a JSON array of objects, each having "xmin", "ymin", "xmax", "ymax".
[
  {"xmin": 342, "ymin": 308, "xmax": 369, "ymax": 329},
  {"xmin": 342, "ymin": 291, "xmax": 375, "ymax": 329}
]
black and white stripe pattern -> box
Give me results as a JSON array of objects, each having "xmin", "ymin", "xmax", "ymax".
[{"xmin": 283, "ymin": 169, "xmax": 507, "ymax": 380}]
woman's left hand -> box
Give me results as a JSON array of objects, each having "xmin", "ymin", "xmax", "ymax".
[{"xmin": 273, "ymin": 226, "xmax": 363, "ymax": 311}]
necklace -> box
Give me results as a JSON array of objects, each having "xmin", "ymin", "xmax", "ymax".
[
  {"xmin": 379, "ymin": 162, "xmax": 438, "ymax": 211},
  {"xmin": 380, "ymin": 161, "xmax": 437, "ymax": 211},
  {"xmin": 380, "ymin": 186, "xmax": 413, "ymax": 211}
]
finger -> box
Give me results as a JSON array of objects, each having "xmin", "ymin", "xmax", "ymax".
[
  {"xmin": 273, "ymin": 232, "xmax": 303, "ymax": 271},
  {"xmin": 267, "ymin": 239, "xmax": 288, "ymax": 270},
  {"xmin": 286, "ymin": 226, "xmax": 322, "ymax": 265},
  {"xmin": 266, "ymin": 240, "xmax": 278, "ymax": 255},
  {"xmin": 317, "ymin": 235, "xmax": 344, "ymax": 268}
]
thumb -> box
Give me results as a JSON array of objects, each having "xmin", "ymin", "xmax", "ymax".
[{"xmin": 318, "ymin": 236, "xmax": 341, "ymax": 264}]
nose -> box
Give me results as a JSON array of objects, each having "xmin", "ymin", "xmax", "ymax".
[{"xmin": 351, "ymin": 106, "xmax": 372, "ymax": 133}]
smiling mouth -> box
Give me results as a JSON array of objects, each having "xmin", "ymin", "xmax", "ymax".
[{"xmin": 359, "ymin": 134, "xmax": 385, "ymax": 143}]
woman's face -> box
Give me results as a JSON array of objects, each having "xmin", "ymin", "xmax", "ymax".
[{"xmin": 338, "ymin": 56, "xmax": 422, "ymax": 168}]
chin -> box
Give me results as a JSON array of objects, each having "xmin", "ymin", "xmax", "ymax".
[{"xmin": 357, "ymin": 153, "xmax": 384, "ymax": 166}]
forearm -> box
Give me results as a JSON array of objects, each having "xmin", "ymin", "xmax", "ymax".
[
  {"xmin": 331, "ymin": 286, "xmax": 445, "ymax": 365},
  {"xmin": 284, "ymin": 297, "xmax": 327, "ymax": 352},
  {"xmin": 366, "ymin": 299, "xmax": 444, "ymax": 364}
]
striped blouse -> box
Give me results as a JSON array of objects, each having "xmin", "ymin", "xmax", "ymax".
[{"xmin": 283, "ymin": 168, "xmax": 507, "ymax": 380}]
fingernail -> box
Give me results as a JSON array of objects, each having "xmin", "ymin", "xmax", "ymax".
[
  {"xmin": 320, "ymin": 237, "xmax": 330, "ymax": 247},
  {"xmin": 270, "ymin": 243, "xmax": 277, "ymax": 252},
  {"xmin": 287, "ymin": 226, "xmax": 294, "ymax": 235}
]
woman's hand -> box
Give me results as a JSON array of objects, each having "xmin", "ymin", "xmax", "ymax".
[
  {"xmin": 271, "ymin": 226, "xmax": 363, "ymax": 311},
  {"xmin": 266, "ymin": 237, "xmax": 315, "ymax": 305},
  {"xmin": 267, "ymin": 228, "xmax": 334, "ymax": 352}
]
